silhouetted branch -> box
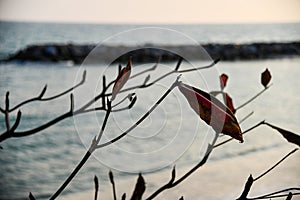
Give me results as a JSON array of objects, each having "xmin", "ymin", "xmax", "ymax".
[
  {"xmin": 146, "ymin": 144, "xmax": 214, "ymax": 200},
  {"xmin": 1, "ymin": 59, "xmax": 218, "ymax": 144},
  {"xmin": 239, "ymin": 111, "xmax": 254, "ymax": 124},
  {"xmin": 94, "ymin": 175, "xmax": 99, "ymax": 200},
  {"xmin": 104, "ymin": 58, "xmax": 219, "ymax": 97},
  {"xmin": 1, "ymin": 70, "xmax": 86, "ymax": 113},
  {"xmin": 214, "ymin": 120, "xmax": 265, "ymax": 148},
  {"xmin": 236, "ymin": 174, "xmax": 254, "ymax": 200},
  {"xmin": 70, "ymin": 94, "xmax": 74, "ymax": 113},
  {"xmin": 253, "ymin": 148, "xmax": 298, "ymax": 181},
  {"xmin": 174, "ymin": 57, "xmax": 183, "ymax": 71},
  {"xmin": 130, "ymin": 173, "xmax": 145, "ymax": 200},
  {"xmin": 249, "ymin": 189, "xmax": 300, "ymax": 199},
  {"xmin": 146, "ymin": 133, "xmax": 219, "ymax": 200},
  {"xmin": 96, "ymin": 78, "xmax": 179, "ymax": 149},
  {"xmin": 237, "ymin": 149, "xmax": 299, "ymax": 200},
  {"xmin": 4, "ymin": 92, "xmax": 10, "ymax": 130},
  {"xmin": 49, "ymin": 101, "xmax": 112, "ymax": 200},
  {"xmin": 112, "ymin": 93, "xmax": 135, "ymax": 108},
  {"xmin": 286, "ymin": 192, "xmax": 293, "ymax": 200},
  {"xmin": 121, "ymin": 193, "xmax": 126, "ymax": 200},
  {"xmin": 109, "ymin": 171, "xmax": 117, "ymax": 200},
  {"xmin": 235, "ymin": 85, "xmax": 272, "ymax": 111},
  {"xmin": 105, "ymin": 57, "xmax": 160, "ymax": 91},
  {"xmin": 177, "ymin": 58, "xmax": 220, "ymax": 73},
  {"xmin": 28, "ymin": 192, "xmax": 36, "ymax": 200}
]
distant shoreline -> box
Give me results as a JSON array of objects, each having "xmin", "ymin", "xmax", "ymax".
[{"xmin": 2, "ymin": 41, "xmax": 300, "ymax": 64}]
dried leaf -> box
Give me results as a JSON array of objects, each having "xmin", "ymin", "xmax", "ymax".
[
  {"xmin": 261, "ymin": 68, "xmax": 271, "ymax": 88},
  {"xmin": 220, "ymin": 73, "xmax": 228, "ymax": 90},
  {"xmin": 264, "ymin": 122, "xmax": 300, "ymax": 147},
  {"xmin": 225, "ymin": 93, "xmax": 236, "ymax": 114},
  {"xmin": 111, "ymin": 58, "xmax": 132, "ymax": 101},
  {"xmin": 178, "ymin": 83, "xmax": 243, "ymax": 142},
  {"xmin": 130, "ymin": 173, "xmax": 145, "ymax": 200}
]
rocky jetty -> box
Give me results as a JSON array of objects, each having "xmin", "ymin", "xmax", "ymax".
[{"xmin": 2, "ymin": 42, "xmax": 300, "ymax": 64}]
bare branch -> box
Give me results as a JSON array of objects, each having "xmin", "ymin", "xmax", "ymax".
[
  {"xmin": 235, "ymin": 84, "xmax": 272, "ymax": 111},
  {"xmin": 121, "ymin": 193, "xmax": 126, "ymax": 200},
  {"xmin": 28, "ymin": 192, "xmax": 36, "ymax": 200},
  {"xmin": 104, "ymin": 58, "xmax": 219, "ymax": 97},
  {"xmin": 286, "ymin": 192, "xmax": 293, "ymax": 200},
  {"xmin": 239, "ymin": 111, "xmax": 254, "ymax": 124},
  {"xmin": 214, "ymin": 120, "xmax": 265, "ymax": 148},
  {"xmin": 109, "ymin": 171, "xmax": 117, "ymax": 200},
  {"xmin": 1, "ymin": 70, "xmax": 86, "ymax": 113},
  {"xmin": 177, "ymin": 58, "xmax": 220, "ymax": 73},
  {"xmin": 146, "ymin": 143, "xmax": 214, "ymax": 200},
  {"xmin": 70, "ymin": 93, "xmax": 74, "ymax": 113},
  {"xmin": 5, "ymin": 92, "xmax": 10, "ymax": 131},
  {"xmin": 96, "ymin": 79, "xmax": 179, "ymax": 149},
  {"xmin": 253, "ymin": 148, "xmax": 298, "ymax": 181},
  {"xmin": 49, "ymin": 102, "xmax": 112, "ymax": 200},
  {"xmin": 94, "ymin": 175, "xmax": 99, "ymax": 200},
  {"xmin": 249, "ymin": 188, "xmax": 300, "ymax": 199},
  {"xmin": 174, "ymin": 57, "xmax": 183, "ymax": 71},
  {"xmin": 10, "ymin": 110, "xmax": 22, "ymax": 132},
  {"xmin": 236, "ymin": 175, "xmax": 254, "ymax": 200}
]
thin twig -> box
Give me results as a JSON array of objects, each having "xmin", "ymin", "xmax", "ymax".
[
  {"xmin": 237, "ymin": 149, "xmax": 299, "ymax": 200},
  {"xmin": 94, "ymin": 175, "xmax": 99, "ymax": 200},
  {"xmin": 249, "ymin": 190, "xmax": 300, "ymax": 200},
  {"xmin": 49, "ymin": 102, "xmax": 112, "ymax": 200},
  {"xmin": 96, "ymin": 78, "xmax": 179, "ymax": 149},
  {"xmin": 109, "ymin": 171, "xmax": 117, "ymax": 200},
  {"xmin": 4, "ymin": 92, "xmax": 10, "ymax": 131},
  {"xmin": 235, "ymin": 84, "xmax": 272, "ymax": 111},
  {"xmin": 105, "ymin": 58, "xmax": 160, "ymax": 91},
  {"xmin": 253, "ymin": 148, "xmax": 298, "ymax": 181},
  {"xmin": 239, "ymin": 111, "xmax": 254, "ymax": 124},
  {"xmin": 146, "ymin": 132, "xmax": 219, "ymax": 199},
  {"xmin": 214, "ymin": 120, "xmax": 265, "ymax": 148},
  {"xmin": 1, "ymin": 70, "xmax": 86, "ymax": 113},
  {"xmin": 104, "ymin": 58, "xmax": 219, "ymax": 97}
]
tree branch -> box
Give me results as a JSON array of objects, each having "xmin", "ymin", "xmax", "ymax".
[
  {"xmin": 96, "ymin": 78, "xmax": 179, "ymax": 149},
  {"xmin": 1, "ymin": 70, "xmax": 86, "ymax": 113},
  {"xmin": 235, "ymin": 85, "xmax": 272, "ymax": 111},
  {"xmin": 49, "ymin": 101, "xmax": 112, "ymax": 200}
]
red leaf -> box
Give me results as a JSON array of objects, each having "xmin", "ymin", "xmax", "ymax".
[
  {"xmin": 220, "ymin": 74, "xmax": 228, "ymax": 90},
  {"xmin": 225, "ymin": 93, "xmax": 236, "ymax": 114},
  {"xmin": 261, "ymin": 68, "xmax": 271, "ymax": 88},
  {"xmin": 264, "ymin": 122, "xmax": 300, "ymax": 147},
  {"xmin": 178, "ymin": 83, "xmax": 243, "ymax": 142},
  {"xmin": 111, "ymin": 58, "xmax": 132, "ymax": 101}
]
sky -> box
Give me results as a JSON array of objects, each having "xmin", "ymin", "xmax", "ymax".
[{"xmin": 0, "ymin": 0, "xmax": 300, "ymax": 24}]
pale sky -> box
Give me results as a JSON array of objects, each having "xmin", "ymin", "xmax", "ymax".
[{"xmin": 0, "ymin": 0, "xmax": 299, "ymax": 24}]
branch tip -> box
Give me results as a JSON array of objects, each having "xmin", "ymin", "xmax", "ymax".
[{"xmin": 39, "ymin": 84, "xmax": 47, "ymax": 99}]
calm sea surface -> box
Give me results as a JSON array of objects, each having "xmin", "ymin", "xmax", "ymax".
[{"xmin": 0, "ymin": 22, "xmax": 299, "ymax": 199}]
